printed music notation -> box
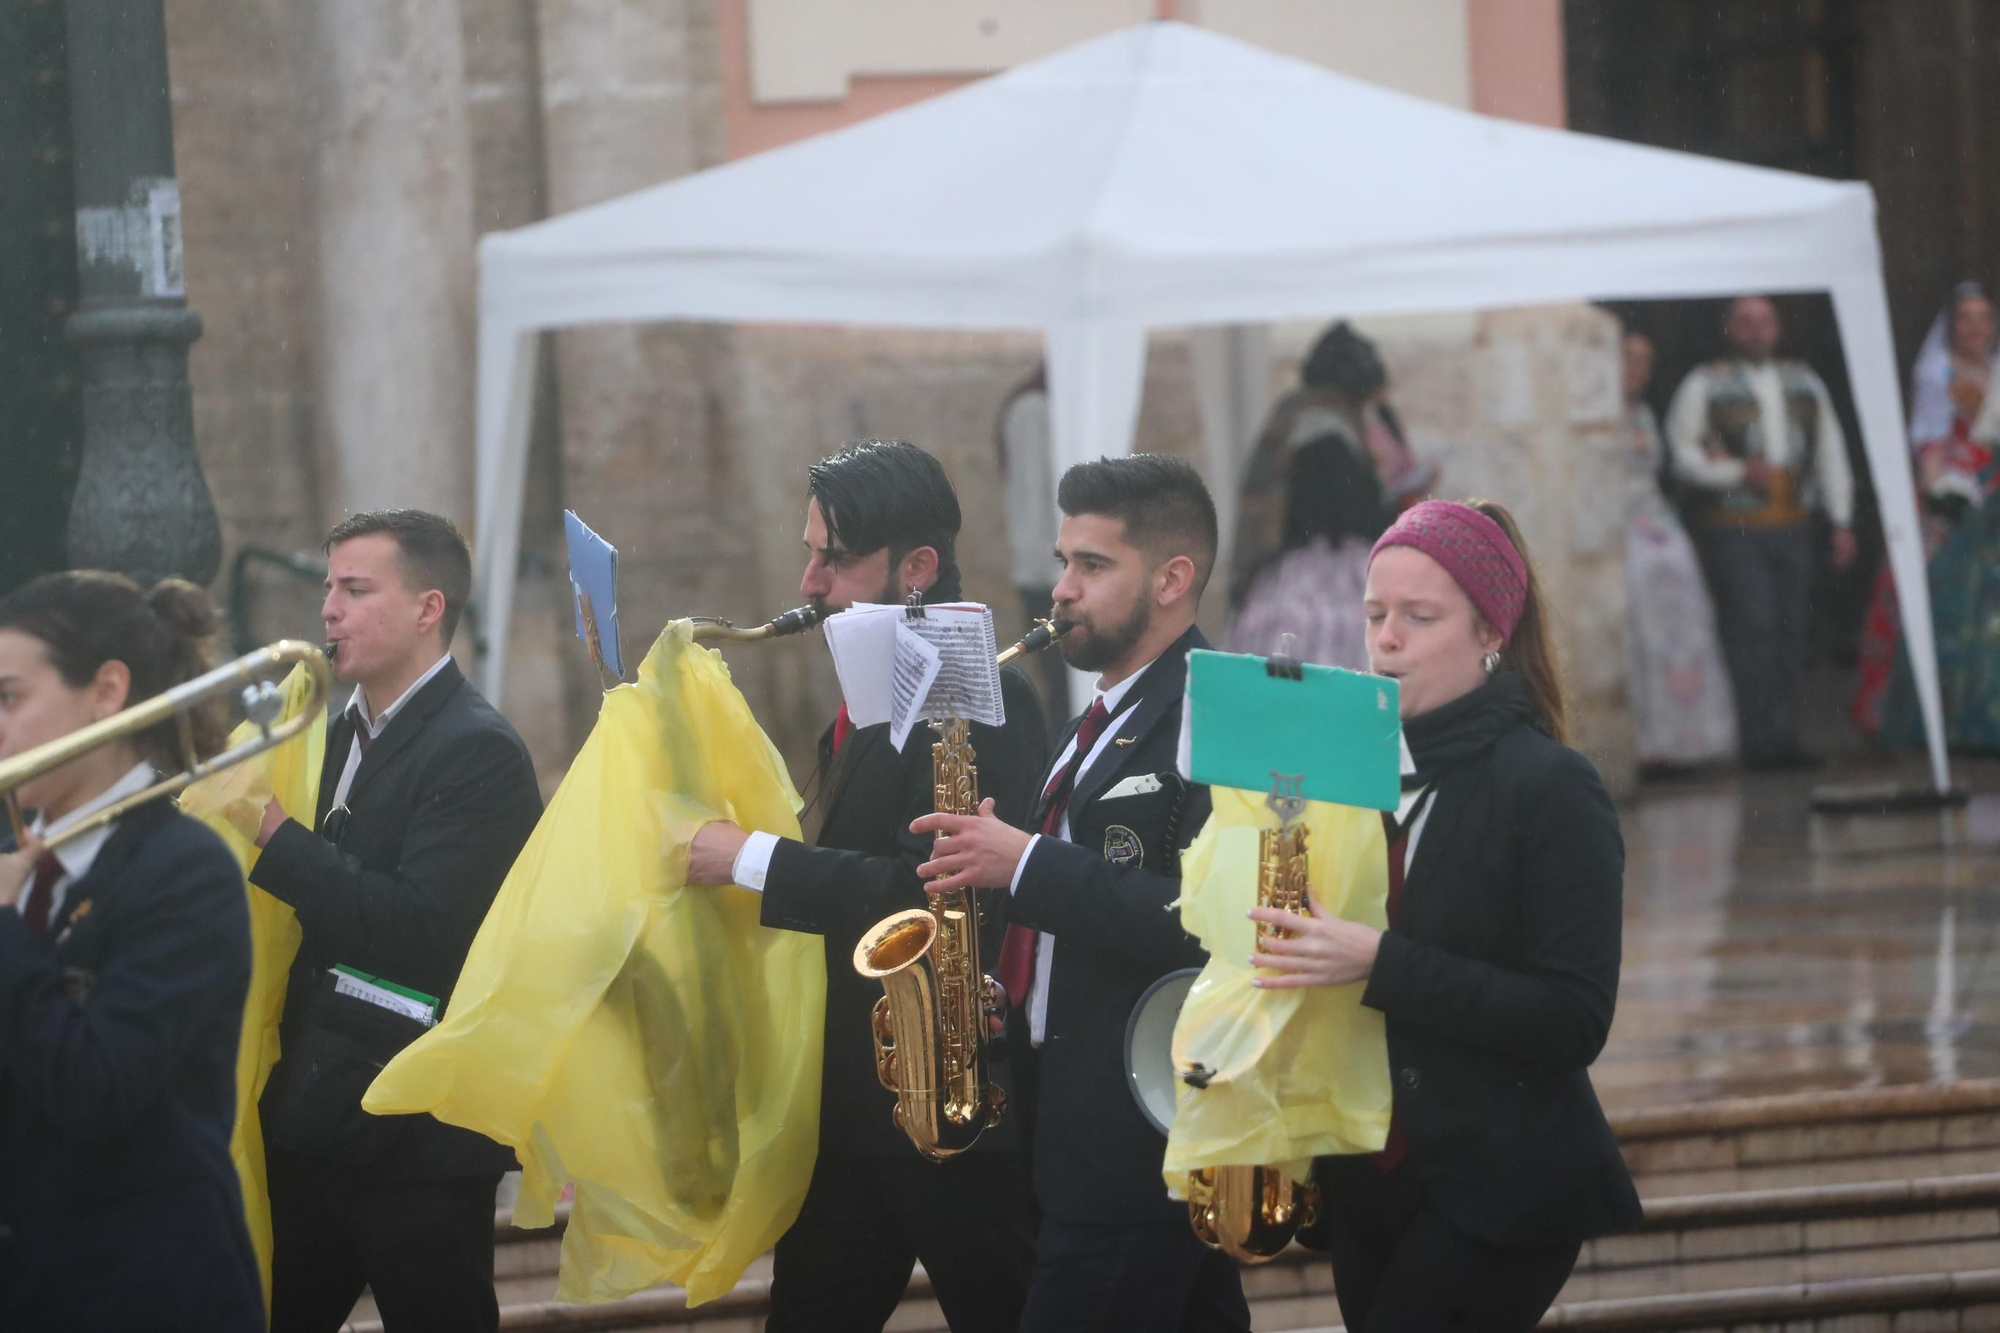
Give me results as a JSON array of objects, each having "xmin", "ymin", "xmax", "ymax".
[{"xmin": 823, "ymin": 602, "xmax": 1005, "ymax": 751}]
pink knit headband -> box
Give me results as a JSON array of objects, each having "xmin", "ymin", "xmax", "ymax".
[{"xmin": 1369, "ymin": 501, "xmax": 1528, "ymax": 643}]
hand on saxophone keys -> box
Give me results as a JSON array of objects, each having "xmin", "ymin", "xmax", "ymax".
[
  {"xmin": 909, "ymin": 797, "xmax": 1033, "ymax": 893},
  {"xmin": 1245, "ymin": 892, "xmax": 1381, "ymax": 989}
]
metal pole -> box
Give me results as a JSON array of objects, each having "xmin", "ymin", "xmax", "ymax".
[{"xmin": 61, "ymin": 0, "xmax": 220, "ymax": 585}]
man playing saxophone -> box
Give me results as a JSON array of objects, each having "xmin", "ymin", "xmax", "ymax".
[
  {"xmin": 912, "ymin": 455, "xmax": 1248, "ymax": 1333},
  {"xmin": 685, "ymin": 439, "xmax": 1047, "ymax": 1333}
]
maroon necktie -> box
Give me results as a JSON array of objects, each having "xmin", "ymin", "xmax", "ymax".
[
  {"xmin": 831, "ymin": 704, "xmax": 853, "ymax": 756},
  {"xmin": 20, "ymin": 853, "xmax": 64, "ymax": 942},
  {"xmin": 997, "ymin": 698, "xmax": 1114, "ymax": 1009},
  {"xmin": 1377, "ymin": 807, "xmax": 1412, "ymax": 1174}
]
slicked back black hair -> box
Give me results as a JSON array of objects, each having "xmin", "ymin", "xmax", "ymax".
[{"xmin": 806, "ymin": 440, "xmax": 961, "ymax": 588}]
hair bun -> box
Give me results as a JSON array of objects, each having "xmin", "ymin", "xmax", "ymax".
[{"xmin": 146, "ymin": 578, "xmax": 220, "ymax": 643}]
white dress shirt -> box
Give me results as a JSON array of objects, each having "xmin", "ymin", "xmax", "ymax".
[
  {"xmin": 329, "ymin": 653, "xmax": 454, "ymax": 812},
  {"xmin": 20, "ymin": 760, "xmax": 157, "ymax": 927},
  {"xmin": 1007, "ymin": 657, "xmax": 1155, "ymax": 1046},
  {"xmin": 1394, "ymin": 732, "xmax": 1434, "ymax": 876},
  {"xmin": 1664, "ymin": 359, "xmax": 1854, "ymax": 525}
]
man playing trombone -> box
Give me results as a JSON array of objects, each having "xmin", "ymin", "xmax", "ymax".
[
  {"xmin": 685, "ymin": 440, "xmax": 1047, "ymax": 1333},
  {"xmin": 249, "ymin": 510, "xmax": 542, "ymax": 1333}
]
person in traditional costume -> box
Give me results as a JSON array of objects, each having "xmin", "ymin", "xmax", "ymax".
[
  {"xmin": 1877, "ymin": 287, "xmax": 2000, "ymax": 752},
  {"xmin": 1619, "ymin": 332, "xmax": 1736, "ymax": 769},
  {"xmin": 1854, "ymin": 282, "xmax": 1998, "ymax": 735},
  {"xmin": 1225, "ymin": 429, "xmax": 1392, "ymax": 670},
  {"xmin": 1229, "ymin": 323, "xmax": 1437, "ymax": 616},
  {"xmin": 1665, "ymin": 296, "xmax": 1857, "ymax": 770}
]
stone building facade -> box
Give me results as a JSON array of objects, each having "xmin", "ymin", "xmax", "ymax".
[{"xmin": 157, "ymin": 0, "xmax": 1634, "ymax": 791}]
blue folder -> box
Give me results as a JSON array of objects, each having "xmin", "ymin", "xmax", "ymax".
[
  {"xmin": 1184, "ymin": 649, "xmax": 1401, "ymax": 812},
  {"xmin": 563, "ymin": 509, "xmax": 623, "ymax": 680}
]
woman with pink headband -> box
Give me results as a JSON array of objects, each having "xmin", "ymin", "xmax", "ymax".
[{"xmin": 1249, "ymin": 499, "xmax": 1640, "ymax": 1331}]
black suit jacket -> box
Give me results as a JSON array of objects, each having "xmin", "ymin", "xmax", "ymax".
[
  {"xmin": 251, "ymin": 658, "xmax": 541, "ymax": 1182},
  {"xmin": 0, "ymin": 801, "xmax": 264, "ymax": 1332},
  {"xmin": 1361, "ymin": 721, "xmax": 1644, "ymax": 1246},
  {"xmin": 761, "ymin": 664, "xmax": 1048, "ymax": 1158},
  {"xmin": 1010, "ymin": 625, "xmax": 1213, "ymax": 1225}
]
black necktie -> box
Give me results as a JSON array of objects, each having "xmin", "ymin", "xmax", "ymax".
[{"xmin": 347, "ymin": 703, "xmax": 374, "ymax": 753}]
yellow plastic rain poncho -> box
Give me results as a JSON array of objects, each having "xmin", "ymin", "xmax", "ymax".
[
  {"xmin": 177, "ymin": 663, "xmax": 322, "ymax": 1314},
  {"xmin": 364, "ymin": 622, "xmax": 825, "ymax": 1306},
  {"xmin": 1162, "ymin": 786, "xmax": 1393, "ymax": 1195}
]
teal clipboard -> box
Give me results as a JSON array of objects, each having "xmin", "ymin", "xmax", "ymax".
[{"xmin": 1184, "ymin": 649, "xmax": 1401, "ymax": 812}]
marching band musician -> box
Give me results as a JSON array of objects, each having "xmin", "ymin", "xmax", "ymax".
[
  {"xmin": 250, "ymin": 511, "xmax": 542, "ymax": 1333},
  {"xmin": 0, "ymin": 572, "xmax": 264, "ymax": 1332},
  {"xmin": 1247, "ymin": 500, "xmax": 1642, "ymax": 1332},
  {"xmin": 913, "ymin": 455, "xmax": 1249, "ymax": 1333},
  {"xmin": 685, "ymin": 440, "xmax": 1047, "ymax": 1333}
]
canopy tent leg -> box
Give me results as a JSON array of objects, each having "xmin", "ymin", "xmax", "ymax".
[
  {"xmin": 471, "ymin": 322, "xmax": 540, "ymax": 702},
  {"xmin": 1044, "ymin": 319, "xmax": 1151, "ymax": 713},
  {"xmin": 1829, "ymin": 273, "xmax": 1951, "ymax": 795}
]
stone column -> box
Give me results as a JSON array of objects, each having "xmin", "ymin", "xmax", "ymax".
[
  {"xmin": 63, "ymin": 0, "xmax": 221, "ymax": 585},
  {"xmin": 1446, "ymin": 306, "xmax": 1636, "ymax": 794},
  {"xmin": 532, "ymin": 0, "xmax": 771, "ymax": 743},
  {"xmin": 306, "ymin": 0, "xmax": 477, "ymax": 520}
]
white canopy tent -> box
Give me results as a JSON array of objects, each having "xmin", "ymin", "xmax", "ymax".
[{"xmin": 472, "ymin": 20, "xmax": 1949, "ymax": 791}]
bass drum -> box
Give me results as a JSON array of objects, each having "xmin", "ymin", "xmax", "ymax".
[{"xmin": 1122, "ymin": 967, "xmax": 1200, "ymax": 1134}]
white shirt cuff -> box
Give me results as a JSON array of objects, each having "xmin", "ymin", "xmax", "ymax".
[
  {"xmin": 1008, "ymin": 834, "xmax": 1042, "ymax": 896},
  {"xmin": 731, "ymin": 830, "xmax": 781, "ymax": 892}
]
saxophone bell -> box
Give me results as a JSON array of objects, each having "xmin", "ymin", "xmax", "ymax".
[
  {"xmin": 854, "ymin": 602, "xmax": 1072, "ymax": 1160},
  {"xmin": 854, "ymin": 715, "xmax": 1008, "ymax": 1160}
]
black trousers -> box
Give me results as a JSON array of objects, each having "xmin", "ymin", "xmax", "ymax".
[
  {"xmin": 1016, "ymin": 1218, "xmax": 1249, "ymax": 1333},
  {"xmin": 1696, "ymin": 522, "xmax": 1814, "ymax": 764},
  {"xmin": 1317, "ymin": 1156, "xmax": 1580, "ymax": 1333},
  {"xmin": 766, "ymin": 1150, "xmax": 1034, "ymax": 1333},
  {"xmin": 266, "ymin": 1146, "xmax": 501, "ymax": 1333}
]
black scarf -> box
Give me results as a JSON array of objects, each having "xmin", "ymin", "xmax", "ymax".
[{"xmin": 1402, "ymin": 670, "xmax": 1536, "ymax": 790}]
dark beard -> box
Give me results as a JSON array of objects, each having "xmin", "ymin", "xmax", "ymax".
[{"xmin": 1060, "ymin": 593, "xmax": 1150, "ymax": 673}]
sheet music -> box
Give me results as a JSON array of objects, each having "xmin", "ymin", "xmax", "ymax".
[
  {"xmin": 900, "ymin": 606, "xmax": 1004, "ymax": 728},
  {"xmin": 888, "ymin": 624, "xmax": 943, "ymax": 752},
  {"xmin": 820, "ymin": 601, "xmax": 1007, "ymax": 750}
]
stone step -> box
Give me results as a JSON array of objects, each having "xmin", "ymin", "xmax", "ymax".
[
  {"xmin": 1609, "ymin": 1079, "xmax": 2000, "ymax": 1199},
  {"xmin": 1302, "ymin": 1268, "xmax": 2000, "ymax": 1332},
  {"xmin": 340, "ymin": 1081, "xmax": 2000, "ymax": 1331},
  {"xmin": 341, "ymin": 1171, "xmax": 2000, "ymax": 1332}
]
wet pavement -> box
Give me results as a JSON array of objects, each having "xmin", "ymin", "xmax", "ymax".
[{"xmin": 1595, "ymin": 755, "xmax": 2000, "ymax": 1112}]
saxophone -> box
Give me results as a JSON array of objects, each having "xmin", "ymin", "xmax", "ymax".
[
  {"xmin": 852, "ymin": 612, "xmax": 1069, "ymax": 1160},
  {"xmin": 1185, "ymin": 779, "xmax": 1321, "ymax": 1263}
]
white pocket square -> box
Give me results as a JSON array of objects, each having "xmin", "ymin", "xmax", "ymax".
[{"xmin": 1102, "ymin": 773, "xmax": 1165, "ymax": 800}]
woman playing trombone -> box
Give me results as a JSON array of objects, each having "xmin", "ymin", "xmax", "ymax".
[{"xmin": 0, "ymin": 571, "xmax": 264, "ymax": 1332}]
